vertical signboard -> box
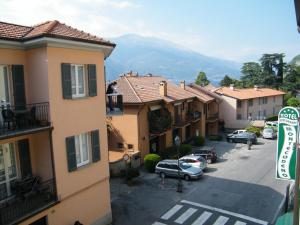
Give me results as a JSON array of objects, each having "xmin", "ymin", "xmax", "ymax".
[{"xmin": 276, "ymin": 107, "xmax": 299, "ymax": 180}]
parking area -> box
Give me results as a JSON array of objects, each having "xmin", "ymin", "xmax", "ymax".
[{"xmin": 110, "ymin": 137, "xmax": 290, "ymax": 225}]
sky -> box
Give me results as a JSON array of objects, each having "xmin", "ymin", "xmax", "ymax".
[{"xmin": 0, "ymin": 0, "xmax": 299, "ymax": 62}]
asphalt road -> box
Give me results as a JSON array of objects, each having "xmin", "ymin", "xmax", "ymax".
[{"xmin": 110, "ymin": 138, "xmax": 291, "ymax": 225}]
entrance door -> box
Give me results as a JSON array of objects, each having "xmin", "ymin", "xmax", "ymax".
[
  {"xmin": 0, "ymin": 143, "xmax": 18, "ymax": 201},
  {"xmin": 150, "ymin": 137, "xmax": 159, "ymax": 154}
]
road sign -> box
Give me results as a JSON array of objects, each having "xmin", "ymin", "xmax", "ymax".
[{"xmin": 276, "ymin": 106, "xmax": 299, "ymax": 180}]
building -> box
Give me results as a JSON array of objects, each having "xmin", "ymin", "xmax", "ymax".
[
  {"xmin": 214, "ymin": 85, "xmax": 285, "ymax": 129},
  {"xmin": 0, "ymin": 20, "xmax": 115, "ymax": 225},
  {"xmin": 107, "ymin": 73, "xmax": 220, "ymax": 167}
]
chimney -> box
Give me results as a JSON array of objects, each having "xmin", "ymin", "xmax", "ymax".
[
  {"xmin": 254, "ymin": 85, "xmax": 259, "ymax": 91},
  {"xmin": 230, "ymin": 84, "xmax": 235, "ymax": 90},
  {"xmin": 159, "ymin": 81, "xmax": 167, "ymax": 96},
  {"xmin": 180, "ymin": 80, "xmax": 185, "ymax": 90}
]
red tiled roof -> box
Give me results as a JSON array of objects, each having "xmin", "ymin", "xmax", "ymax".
[
  {"xmin": 215, "ymin": 87, "xmax": 285, "ymax": 100},
  {"xmin": 0, "ymin": 20, "xmax": 115, "ymax": 47},
  {"xmin": 184, "ymin": 86, "xmax": 214, "ymax": 103},
  {"xmin": 114, "ymin": 74, "xmax": 195, "ymax": 104}
]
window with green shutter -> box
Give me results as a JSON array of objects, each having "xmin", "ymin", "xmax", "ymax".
[
  {"xmin": 18, "ymin": 139, "xmax": 32, "ymax": 178},
  {"xmin": 66, "ymin": 136, "xmax": 77, "ymax": 172},
  {"xmin": 91, "ymin": 130, "xmax": 101, "ymax": 162},
  {"xmin": 61, "ymin": 63, "xmax": 72, "ymax": 99},
  {"xmin": 88, "ymin": 64, "xmax": 97, "ymax": 97}
]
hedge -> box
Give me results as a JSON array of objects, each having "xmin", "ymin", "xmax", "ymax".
[
  {"xmin": 179, "ymin": 144, "xmax": 192, "ymax": 157},
  {"xmin": 144, "ymin": 154, "xmax": 161, "ymax": 173},
  {"xmin": 246, "ymin": 126, "xmax": 262, "ymax": 137}
]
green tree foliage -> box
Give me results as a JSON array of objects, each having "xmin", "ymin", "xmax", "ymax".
[
  {"xmin": 287, "ymin": 97, "xmax": 300, "ymax": 107},
  {"xmin": 195, "ymin": 71, "xmax": 210, "ymax": 86},
  {"xmin": 240, "ymin": 62, "xmax": 262, "ymax": 87},
  {"xmin": 219, "ymin": 75, "xmax": 235, "ymax": 86}
]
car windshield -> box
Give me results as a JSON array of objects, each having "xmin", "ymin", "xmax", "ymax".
[{"xmin": 180, "ymin": 162, "xmax": 191, "ymax": 169}]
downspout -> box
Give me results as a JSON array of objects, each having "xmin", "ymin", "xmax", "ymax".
[
  {"xmin": 49, "ymin": 127, "xmax": 59, "ymax": 201},
  {"xmin": 137, "ymin": 104, "xmax": 144, "ymax": 153}
]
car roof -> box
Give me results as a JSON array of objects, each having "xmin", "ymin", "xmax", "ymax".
[{"xmin": 180, "ymin": 155, "xmax": 203, "ymax": 160}]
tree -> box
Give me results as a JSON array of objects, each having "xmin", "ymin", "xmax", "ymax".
[
  {"xmin": 219, "ymin": 75, "xmax": 235, "ymax": 87},
  {"xmin": 287, "ymin": 97, "xmax": 300, "ymax": 107},
  {"xmin": 195, "ymin": 71, "xmax": 210, "ymax": 86},
  {"xmin": 240, "ymin": 62, "xmax": 262, "ymax": 87}
]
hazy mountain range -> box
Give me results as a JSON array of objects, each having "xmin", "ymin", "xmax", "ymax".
[{"xmin": 105, "ymin": 34, "xmax": 242, "ymax": 85}]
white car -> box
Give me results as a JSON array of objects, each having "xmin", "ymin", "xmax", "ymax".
[
  {"xmin": 262, "ymin": 128, "xmax": 277, "ymax": 139},
  {"xmin": 265, "ymin": 121, "xmax": 278, "ymax": 127},
  {"xmin": 179, "ymin": 155, "xmax": 207, "ymax": 171}
]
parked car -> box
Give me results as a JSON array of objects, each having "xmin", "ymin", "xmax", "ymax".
[
  {"xmin": 227, "ymin": 132, "xmax": 257, "ymax": 144},
  {"xmin": 191, "ymin": 146, "xmax": 217, "ymax": 164},
  {"xmin": 179, "ymin": 155, "xmax": 207, "ymax": 171},
  {"xmin": 227, "ymin": 130, "xmax": 246, "ymax": 138},
  {"xmin": 262, "ymin": 128, "xmax": 277, "ymax": 139},
  {"xmin": 265, "ymin": 121, "xmax": 278, "ymax": 127},
  {"xmin": 155, "ymin": 160, "xmax": 203, "ymax": 180}
]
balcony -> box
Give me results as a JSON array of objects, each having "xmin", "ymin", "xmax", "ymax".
[
  {"xmin": 173, "ymin": 116, "xmax": 189, "ymax": 128},
  {"xmin": 0, "ymin": 179, "xmax": 57, "ymax": 225},
  {"xmin": 206, "ymin": 113, "xmax": 219, "ymax": 122},
  {"xmin": 106, "ymin": 94, "xmax": 123, "ymax": 116},
  {"xmin": 0, "ymin": 102, "xmax": 50, "ymax": 140},
  {"xmin": 148, "ymin": 109, "xmax": 172, "ymax": 135},
  {"xmin": 186, "ymin": 111, "xmax": 201, "ymax": 123}
]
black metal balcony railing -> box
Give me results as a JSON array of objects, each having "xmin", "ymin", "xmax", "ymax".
[
  {"xmin": 187, "ymin": 111, "xmax": 201, "ymax": 122},
  {"xmin": 106, "ymin": 94, "xmax": 123, "ymax": 116},
  {"xmin": 0, "ymin": 179, "xmax": 57, "ymax": 225},
  {"xmin": 0, "ymin": 102, "xmax": 50, "ymax": 138},
  {"xmin": 173, "ymin": 116, "xmax": 188, "ymax": 127},
  {"xmin": 148, "ymin": 109, "xmax": 172, "ymax": 134}
]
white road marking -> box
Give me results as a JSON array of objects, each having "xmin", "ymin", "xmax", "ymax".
[
  {"xmin": 191, "ymin": 211, "xmax": 213, "ymax": 225},
  {"xmin": 213, "ymin": 216, "xmax": 229, "ymax": 225},
  {"xmin": 234, "ymin": 221, "xmax": 247, "ymax": 225},
  {"xmin": 181, "ymin": 200, "xmax": 268, "ymax": 225},
  {"xmin": 174, "ymin": 208, "xmax": 198, "ymax": 224},
  {"xmin": 152, "ymin": 222, "xmax": 167, "ymax": 225},
  {"xmin": 161, "ymin": 204, "xmax": 183, "ymax": 220}
]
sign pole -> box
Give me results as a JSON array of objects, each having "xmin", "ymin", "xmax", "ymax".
[{"xmin": 294, "ymin": 116, "xmax": 300, "ymax": 225}]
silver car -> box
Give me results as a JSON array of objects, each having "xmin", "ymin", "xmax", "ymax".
[
  {"xmin": 262, "ymin": 128, "xmax": 277, "ymax": 139},
  {"xmin": 155, "ymin": 160, "xmax": 203, "ymax": 180},
  {"xmin": 179, "ymin": 155, "xmax": 207, "ymax": 171}
]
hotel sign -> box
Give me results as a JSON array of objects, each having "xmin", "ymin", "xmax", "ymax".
[{"xmin": 276, "ymin": 107, "xmax": 299, "ymax": 180}]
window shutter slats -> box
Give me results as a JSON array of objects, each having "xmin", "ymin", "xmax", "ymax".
[
  {"xmin": 61, "ymin": 63, "xmax": 72, "ymax": 99},
  {"xmin": 18, "ymin": 139, "xmax": 32, "ymax": 178},
  {"xmin": 91, "ymin": 130, "xmax": 101, "ymax": 162},
  {"xmin": 88, "ymin": 64, "xmax": 97, "ymax": 97},
  {"xmin": 12, "ymin": 65, "xmax": 26, "ymax": 109},
  {"xmin": 66, "ymin": 136, "xmax": 77, "ymax": 172}
]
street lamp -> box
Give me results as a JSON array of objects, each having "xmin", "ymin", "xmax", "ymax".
[{"xmin": 174, "ymin": 135, "xmax": 182, "ymax": 193}]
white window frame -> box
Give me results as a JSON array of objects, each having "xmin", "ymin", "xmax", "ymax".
[
  {"xmin": 75, "ymin": 133, "xmax": 90, "ymax": 167},
  {"xmin": 71, "ymin": 64, "xmax": 86, "ymax": 98}
]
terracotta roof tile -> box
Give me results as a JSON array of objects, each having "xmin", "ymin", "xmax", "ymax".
[
  {"xmin": 184, "ymin": 86, "xmax": 214, "ymax": 103},
  {"xmin": 0, "ymin": 20, "xmax": 115, "ymax": 47},
  {"xmin": 215, "ymin": 87, "xmax": 285, "ymax": 100}
]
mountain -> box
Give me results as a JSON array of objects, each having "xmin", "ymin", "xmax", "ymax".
[{"xmin": 105, "ymin": 34, "xmax": 241, "ymax": 85}]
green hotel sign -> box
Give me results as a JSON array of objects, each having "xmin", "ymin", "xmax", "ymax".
[{"xmin": 276, "ymin": 107, "xmax": 299, "ymax": 180}]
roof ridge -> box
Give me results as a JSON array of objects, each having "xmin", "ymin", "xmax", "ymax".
[
  {"xmin": 124, "ymin": 76, "xmax": 142, "ymax": 103},
  {"xmin": 0, "ymin": 21, "xmax": 32, "ymax": 28},
  {"xmin": 44, "ymin": 20, "xmax": 59, "ymax": 33}
]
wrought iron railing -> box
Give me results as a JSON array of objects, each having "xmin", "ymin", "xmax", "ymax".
[
  {"xmin": 0, "ymin": 102, "xmax": 50, "ymax": 136},
  {"xmin": 0, "ymin": 179, "xmax": 57, "ymax": 225},
  {"xmin": 186, "ymin": 111, "xmax": 201, "ymax": 122},
  {"xmin": 173, "ymin": 115, "xmax": 188, "ymax": 127},
  {"xmin": 206, "ymin": 113, "xmax": 219, "ymax": 121},
  {"xmin": 106, "ymin": 94, "xmax": 123, "ymax": 115}
]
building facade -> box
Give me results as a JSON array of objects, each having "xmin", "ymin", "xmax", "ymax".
[{"xmin": 0, "ymin": 20, "xmax": 115, "ymax": 225}]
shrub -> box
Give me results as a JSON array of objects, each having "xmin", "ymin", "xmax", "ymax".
[
  {"xmin": 287, "ymin": 97, "xmax": 300, "ymax": 107},
  {"xmin": 179, "ymin": 144, "xmax": 192, "ymax": 157},
  {"xmin": 265, "ymin": 115, "xmax": 278, "ymax": 121},
  {"xmin": 144, "ymin": 154, "xmax": 161, "ymax": 173},
  {"xmin": 208, "ymin": 135, "xmax": 223, "ymax": 141},
  {"xmin": 246, "ymin": 126, "xmax": 262, "ymax": 137},
  {"xmin": 193, "ymin": 136, "xmax": 205, "ymax": 146}
]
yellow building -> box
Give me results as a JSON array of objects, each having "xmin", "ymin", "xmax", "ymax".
[
  {"xmin": 0, "ymin": 20, "xmax": 115, "ymax": 225},
  {"xmin": 107, "ymin": 73, "xmax": 221, "ymax": 166}
]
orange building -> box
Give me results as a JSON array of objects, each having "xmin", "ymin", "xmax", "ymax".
[
  {"xmin": 0, "ymin": 20, "xmax": 115, "ymax": 225},
  {"xmin": 107, "ymin": 73, "xmax": 221, "ymax": 167}
]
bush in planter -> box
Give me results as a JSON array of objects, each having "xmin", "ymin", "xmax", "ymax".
[
  {"xmin": 144, "ymin": 154, "xmax": 161, "ymax": 173},
  {"xmin": 246, "ymin": 126, "xmax": 262, "ymax": 137},
  {"xmin": 179, "ymin": 144, "xmax": 192, "ymax": 157},
  {"xmin": 193, "ymin": 136, "xmax": 205, "ymax": 146},
  {"xmin": 208, "ymin": 135, "xmax": 223, "ymax": 141}
]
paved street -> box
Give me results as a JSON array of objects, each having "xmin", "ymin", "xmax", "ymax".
[{"xmin": 110, "ymin": 138, "xmax": 291, "ymax": 225}]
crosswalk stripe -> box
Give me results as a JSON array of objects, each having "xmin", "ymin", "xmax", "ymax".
[
  {"xmin": 174, "ymin": 208, "xmax": 198, "ymax": 224},
  {"xmin": 191, "ymin": 211, "xmax": 213, "ymax": 225},
  {"xmin": 161, "ymin": 204, "xmax": 183, "ymax": 220},
  {"xmin": 213, "ymin": 216, "xmax": 229, "ymax": 225},
  {"xmin": 234, "ymin": 222, "xmax": 247, "ymax": 225},
  {"xmin": 152, "ymin": 222, "xmax": 167, "ymax": 225}
]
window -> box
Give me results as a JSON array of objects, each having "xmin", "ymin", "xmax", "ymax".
[
  {"xmin": 237, "ymin": 100, "xmax": 242, "ymax": 108},
  {"xmin": 128, "ymin": 144, "xmax": 133, "ymax": 149},
  {"xmin": 237, "ymin": 114, "xmax": 242, "ymax": 120},
  {"xmin": 248, "ymin": 99, "xmax": 253, "ymax": 107},
  {"xmin": 71, "ymin": 64, "xmax": 86, "ymax": 98},
  {"xmin": 118, "ymin": 143, "xmax": 124, "ymax": 149},
  {"xmin": 75, "ymin": 133, "xmax": 90, "ymax": 167},
  {"xmin": 263, "ymin": 110, "xmax": 267, "ymax": 117}
]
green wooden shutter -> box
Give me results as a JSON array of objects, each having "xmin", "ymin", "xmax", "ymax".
[
  {"xmin": 12, "ymin": 65, "xmax": 26, "ymax": 109},
  {"xmin": 91, "ymin": 130, "xmax": 101, "ymax": 162},
  {"xmin": 88, "ymin": 64, "xmax": 97, "ymax": 97},
  {"xmin": 18, "ymin": 139, "xmax": 32, "ymax": 178},
  {"xmin": 66, "ymin": 136, "xmax": 77, "ymax": 172},
  {"xmin": 61, "ymin": 63, "xmax": 72, "ymax": 99}
]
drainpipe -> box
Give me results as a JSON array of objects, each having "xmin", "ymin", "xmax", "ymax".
[
  {"xmin": 137, "ymin": 104, "xmax": 144, "ymax": 159},
  {"xmin": 48, "ymin": 127, "xmax": 58, "ymax": 201}
]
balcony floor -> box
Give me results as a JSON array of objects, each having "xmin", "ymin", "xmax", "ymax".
[{"xmin": 0, "ymin": 125, "xmax": 51, "ymax": 141}]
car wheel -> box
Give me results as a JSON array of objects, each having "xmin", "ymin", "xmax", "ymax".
[
  {"xmin": 184, "ymin": 174, "xmax": 190, "ymax": 181},
  {"xmin": 160, "ymin": 172, "xmax": 166, "ymax": 179}
]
